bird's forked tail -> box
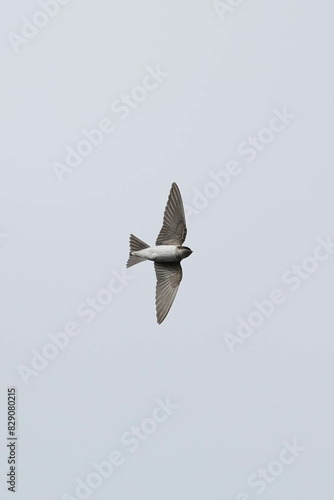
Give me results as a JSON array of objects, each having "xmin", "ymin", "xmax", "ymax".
[{"xmin": 126, "ymin": 234, "xmax": 150, "ymax": 268}]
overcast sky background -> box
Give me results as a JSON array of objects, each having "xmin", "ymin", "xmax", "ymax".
[{"xmin": 1, "ymin": 1, "xmax": 334, "ymax": 499}]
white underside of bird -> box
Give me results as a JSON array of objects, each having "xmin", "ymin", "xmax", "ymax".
[{"xmin": 131, "ymin": 245, "xmax": 179, "ymax": 263}]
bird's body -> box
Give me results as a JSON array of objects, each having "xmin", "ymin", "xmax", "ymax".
[
  {"xmin": 126, "ymin": 182, "xmax": 192, "ymax": 324},
  {"xmin": 131, "ymin": 245, "xmax": 191, "ymax": 263}
]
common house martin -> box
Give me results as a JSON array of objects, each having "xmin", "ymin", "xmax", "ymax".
[{"xmin": 127, "ymin": 182, "xmax": 192, "ymax": 324}]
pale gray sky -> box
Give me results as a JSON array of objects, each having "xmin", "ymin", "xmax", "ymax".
[{"xmin": 1, "ymin": 1, "xmax": 334, "ymax": 499}]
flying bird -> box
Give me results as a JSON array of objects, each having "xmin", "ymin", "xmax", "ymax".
[{"xmin": 127, "ymin": 182, "xmax": 192, "ymax": 324}]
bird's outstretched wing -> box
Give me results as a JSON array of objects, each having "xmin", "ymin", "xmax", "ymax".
[
  {"xmin": 155, "ymin": 262, "xmax": 182, "ymax": 324},
  {"xmin": 156, "ymin": 182, "xmax": 187, "ymax": 245}
]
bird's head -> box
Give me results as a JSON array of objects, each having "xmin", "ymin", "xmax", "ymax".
[{"xmin": 177, "ymin": 245, "xmax": 193, "ymax": 260}]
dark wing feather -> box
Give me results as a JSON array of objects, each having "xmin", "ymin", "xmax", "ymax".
[
  {"xmin": 155, "ymin": 262, "xmax": 182, "ymax": 324},
  {"xmin": 156, "ymin": 183, "xmax": 187, "ymax": 245}
]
